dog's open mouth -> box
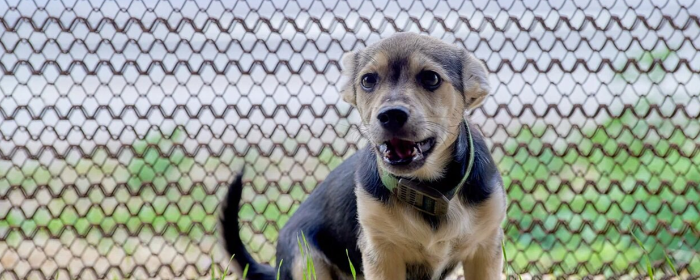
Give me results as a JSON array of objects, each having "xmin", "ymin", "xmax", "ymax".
[{"xmin": 378, "ymin": 137, "xmax": 436, "ymax": 165}]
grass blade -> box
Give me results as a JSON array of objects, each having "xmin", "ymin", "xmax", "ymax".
[
  {"xmin": 301, "ymin": 232, "xmax": 316, "ymax": 280},
  {"xmin": 297, "ymin": 235, "xmax": 306, "ymax": 280},
  {"xmin": 346, "ymin": 249, "xmax": 356, "ymax": 280},
  {"xmin": 223, "ymin": 254, "xmax": 235, "ymax": 279},
  {"xmin": 663, "ymin": 252, "xmax": 679, "ymax": 276},
  {"xmin": 502, "ymin": 241, "xmax": 508, "ymax": 277},
  {"xmin": 306, "ymin": 255, "xmax": 312, "ymax": 280},
  {"xmin": 631, "ymin": 233, "xmax": 646, "ymax": 251},
  {"xmin": 242, "ymin": 263, "xmax": 250, "ymax": 279},
  {"xmin": 632, "ymin": 233, "xmax": 654, "ymax": 280},
  {"xmin": 277, "ymin": 259, "xmax": 284, "ymax": 280},
  {"xmin": 211, "ymin": 255, "xmax": 218, "ymax": 280}
]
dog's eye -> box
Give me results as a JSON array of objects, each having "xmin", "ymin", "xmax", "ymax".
[
  {"xmin": 361, "ymin": 73, "xmax": 378, "ymax": 90},
  {"xmin": 419, "ymin": 71, "xmax": 441, "ymax": 90}
]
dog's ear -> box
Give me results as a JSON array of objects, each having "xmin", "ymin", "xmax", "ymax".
[
  {"xmin": 340, "ymin": 51, "xmax": 357, "ymax": 105},
  {"xmin": 460, "ymin": 51, "xmax": 490, "ymax": 110}
]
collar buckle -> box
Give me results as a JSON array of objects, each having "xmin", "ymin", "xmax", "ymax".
[{"xmin": 395, "ymin": 178, "xmax": 450, "ymax": 216}]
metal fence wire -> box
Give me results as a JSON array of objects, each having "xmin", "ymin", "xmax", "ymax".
[{"xmin": 0, "ymin": 0, "xmax": 699, "ymax": 279}]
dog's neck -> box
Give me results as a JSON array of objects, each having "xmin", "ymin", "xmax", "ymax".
[{"xmin": 428, "ymin": 121, "xmax": 471, "ymax": 194}]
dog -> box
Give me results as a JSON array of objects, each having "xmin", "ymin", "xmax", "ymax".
[{"xmin": 220, "ymin": 33, "xmax": 506, "ymax": 280}]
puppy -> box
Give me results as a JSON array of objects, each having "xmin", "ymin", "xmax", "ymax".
[{"xmin": 220, "ymin": 33, "xmax": 506, "ymax": 280}]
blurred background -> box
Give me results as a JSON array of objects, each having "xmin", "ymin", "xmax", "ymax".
[{"xmin": 0, "ymin": 0, "xmax": 699, "ymax": 279}]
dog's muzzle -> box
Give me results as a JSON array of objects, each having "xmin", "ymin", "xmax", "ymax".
[
  {"xmin": 379, "ymin": 121, "xmax": 476, "ymax": 216},
  {"xmin": 378, "ymin": 137, "xmax": 436, "ymax": 166}
]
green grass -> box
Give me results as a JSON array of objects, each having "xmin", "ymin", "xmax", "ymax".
[
  {"xmin": 276, "ymin": 259, "xmax": 283, "ymax": 280},
  {"xmin": 632, "ymin": 233, "xmax": 682, "ymax": 279},
  {"xmin": 633, "ymin": 234, "xmax": 655, "ymax": 280},
  {"xmin": 242, "ymin": 263, "xmax": 250, "ymax": 279},
  {"xmin": 211, "ymin": 254, "xmax": 219, "ymax": 280},
  {"xmin": 346, "ymin": 249, "xmax": 356, "ymax": 280},
  {"xmin": 297, "ymin": 232, "xmax": 317, "ymax": 280}
]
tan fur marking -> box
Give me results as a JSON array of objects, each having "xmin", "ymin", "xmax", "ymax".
[
  {"xmin": 461, "ymin": 229, "xmax": 504, "ymax": 280},
  {"xmin": 461, "ymin": 52, "xmax": 490, "ymax": 109},
  {"xmin": 292, "ymin": 245, "xmax": 363, "ymax": 280},
  {"xmin": 292, "ymin": 253, "xmax": 332, "ymax": 280},
  {"xmin": 356, "ymin": 185, "xmax": 506, "ymax": 280},
  {"xmin": 340, "ymin": 52, "xmax": 358, "ymax": 105}
]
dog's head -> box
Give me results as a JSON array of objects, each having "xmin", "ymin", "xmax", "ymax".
[{"xmin": 341, "ymin": 33, "xmax": 489, "ymax": 179}]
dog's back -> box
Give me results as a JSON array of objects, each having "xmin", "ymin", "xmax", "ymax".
[{"xmin": 221, "ymin": 151, "xmax": 365, "ymax": 280}]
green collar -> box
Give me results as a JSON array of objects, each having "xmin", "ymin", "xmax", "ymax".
[{"xmin": 379, "ymin": 121, "xmax": 475, "ymax": 216}]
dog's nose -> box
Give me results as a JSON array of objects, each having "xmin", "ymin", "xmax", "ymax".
[{"xmin": 377, "ymin": 106, "xmax": 409, "ymax": 132}]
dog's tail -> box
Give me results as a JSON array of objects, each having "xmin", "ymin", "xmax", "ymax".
[{"xmin": 220, "ymin": 169, "xmax": 276, "ymax": 280}]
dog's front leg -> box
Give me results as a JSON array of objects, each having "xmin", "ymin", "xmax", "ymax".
[
  {"xmin": 360, "ymin": 246, "xmax": 405, "ymax": 280},
  {"xmin": 461, "ymin": 229, "xmax": 504, "ymax": 280},
  {"xmin": 358, "ymin": 232, "xmax": 406, "ymax": 280}
]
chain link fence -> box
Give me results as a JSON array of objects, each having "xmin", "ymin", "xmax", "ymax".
[{"xmin": 1, "ymin": 0, "xmax": 699, "ymax": 279}]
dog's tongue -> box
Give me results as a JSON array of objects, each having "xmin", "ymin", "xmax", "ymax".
[{"xmin": 390, "ymin": 139, "xmax": 415, "ymax": 159}]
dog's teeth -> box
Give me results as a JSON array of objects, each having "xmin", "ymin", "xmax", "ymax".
[
  {"xmin": 414, "ymin": 146, "xmax": 424, "ymax": 160},
  {"xmin": 419, "ymin": 140, "xmax": 431, "ymax": 152},
  {"xmin": 379, "ymin": 143, "xmax": 388, "ymax": 153}
]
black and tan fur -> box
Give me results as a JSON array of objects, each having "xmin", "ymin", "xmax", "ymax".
[{"xmin": 221, "ymin": 33, "xmax": 506, "ymax": 280}]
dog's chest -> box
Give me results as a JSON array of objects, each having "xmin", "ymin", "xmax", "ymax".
[
  {"xmin": 357, "ymin": 189, "xmax": 493, "ymax": 278},
  {"xmin": 388, "ymin": 201, "xmax": 477, "ymax": 263}
]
